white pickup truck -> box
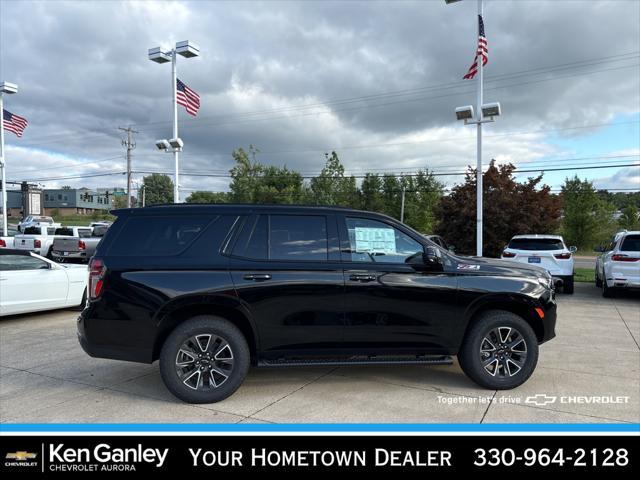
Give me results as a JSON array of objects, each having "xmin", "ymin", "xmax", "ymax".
[{"xmin": 13, "ymin": 225, "xmax": 93, "ymax": 258}]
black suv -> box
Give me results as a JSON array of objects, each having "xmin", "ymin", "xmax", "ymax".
[{"xmin": 78, "ymin": 204, "xmax": 556, "ymax": 403}]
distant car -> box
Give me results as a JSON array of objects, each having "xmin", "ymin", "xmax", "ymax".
[
  {"xmin": 14, "ymin": 225, "xmax": 93, "ymax": 258},
  {"xmin": 501, "ymin": 235, "xmax": 576, "ymax": 294},
  {"xmin": 0, "ymin": 249, "xmax": 87, "ymax": 316},
  {"xmin": 52, "ymin": 224, "xmax": 109, "ymax": 263},
  {"xmin": 424, "ymin": 234, "xmax": 454, "ymax": 252},
  {"xmin": 0, "ymin": 227, "xmax": 20, "ymax": 249},
  {"xmin": 17, "ymin": 215, "xmax": 58, "ymax": 232},
  {"xmin": 595, "ymin": 230, "xmax": 640, "ymax": 297}
]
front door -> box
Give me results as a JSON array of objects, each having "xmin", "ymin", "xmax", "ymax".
[
  {"xmin": 338, "ymin": 215, "xmax": 458, "ymax": 354},
  {"xmin": 227, "ymin": 213, "xmax": 345, "ymax": 357}
]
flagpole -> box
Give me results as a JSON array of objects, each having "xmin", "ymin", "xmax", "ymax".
[
  {"xmin": 172, "ymin": 49, "xmax": 180, "ymax": 204},
  {"xmin": 0, "ymin": 92, "xmax": 7, "ymax": 237},
  {"xmin": 476, "ymin": 0, "xmax": 483, "ymax": 257}
]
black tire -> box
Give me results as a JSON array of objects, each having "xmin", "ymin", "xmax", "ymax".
[
  {"xmin": 563, "ymin": 276, "xmax": 574, "ymax": 294},
  {"xmin": 45, "ymin": 247, "xmax": 53, "ymax": 260},
  {"xmin": 71, "ymin": 289, "xmax": 87, "ymax": 311},
  {"xmin": 159, "ymin": 315, "xmax": 249, "ymax": 404},
  {"xmin": 458, "ymin": 310, "xmax": 539, "ymax": 390},
  {"xmin": 602, "ymin": 274, "xmax": 615, "ymax": 298},
  {"xmin": 595, "ymin": 268, "xmax": 602, "ymax": 287}
]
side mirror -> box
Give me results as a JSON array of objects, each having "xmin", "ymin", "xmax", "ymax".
[
  {"xmin": 593, "ymin": 245, "xmax": 605, "ymax": 253},
  {"xmin": 423, "ymin": 246, "xmax": 443, "ymax": 270},
  {"xmin": 569, "ymin": 246, "xmax": 577, "ymax": 253}
]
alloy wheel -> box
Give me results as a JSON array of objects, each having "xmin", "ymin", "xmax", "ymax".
[
  {"xmin": 479, "ymin": 326, "xmax": 527, "ymax": 378},
  {"xmin": 175, "ymin": 334, "xmax": 234, "ymax": 391}
]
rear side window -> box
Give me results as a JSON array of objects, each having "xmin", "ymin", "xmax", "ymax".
[
  {"xmin": 108, "ymin": 215, "xmax": 213, "ymax": 256},
  {"xmin": 92, "ymin": 226, "xmax": 109, "ymax": 237},
  {"xmin": 508, "ymin": 238, "xmax": 564, "ymax": 251},
  {"xmin": 620, "ymin": 235, "xmax": 640, "ymax": 251},
  {"xmin": 78, "ymin": 229, "xmax": 92, "ymax": 238},
  {"xmin": 232, "ymin": 214, "xmax": 329, "ymax": 261},
  {"xmin": 270, "ymin": 215, "xmax": 328, "ymax": 261}
]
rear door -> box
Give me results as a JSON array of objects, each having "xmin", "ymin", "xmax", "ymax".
[
  {"xmin": 227, "ymin": 213, "xmax": 345, "ymax": 356},
  {"xmin": 338, "ymin": 215, "xmax": 458, "ymax": 353}
]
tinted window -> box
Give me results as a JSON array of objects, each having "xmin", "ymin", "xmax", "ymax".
[
  {"xmin": 232, "ymin": 216, "xmax": 268, "ymax": 260},
  {"xmin": 270, "ymin": 215, "xmax": 328, "ymax": 261},
  {"xmin": 108, "ymin": 215, "xmax": 213, "ymax": 256},
  {"xmin": 23, "ymin": 227, "xmax": 41, "ymax": 235},
  {"xmin": 620, "ymin": 235, "xmax": 640, "ymax": 251},
  {"xmin": 54, "ymin": 228, "xmax": 75, "ymax": 236},
  {"xmin": 346, "ymin": 217, "xmax": 423, "ymax": 263},
  {"xmin": 92, "ymin": 226, "xmax": 109, "ymax": 237},
  {"xmin": 508, "ymin": 238, "xmax": 564, "ymax": 251},
  {"xmin": 0, "ymin": 254, "xmax": 49, "ymax": 271}
]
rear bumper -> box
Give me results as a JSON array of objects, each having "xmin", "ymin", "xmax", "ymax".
[
  {"xmin": 53, "ymin": 251, "xmax": 88, "ymax": 261},
  {"xmin": 77, "ymin": 309, "xmax": 153, "ymax": 364}
]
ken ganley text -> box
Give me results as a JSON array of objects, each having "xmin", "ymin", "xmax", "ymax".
[{"xmin": 190, "ymin": 448, "xmax": 452, "ymax": 468}]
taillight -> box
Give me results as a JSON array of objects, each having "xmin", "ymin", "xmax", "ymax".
[
  {"xmin": 34, "ymin": 239, "xmax": 41, "ymax": 248},
  {"xmin": 612, "ymin": 254, "xmax": 640, "ymax": 262},
  {"xmin": 0, "ymin": 239, "xmax": 5, "ymax": 247},
  {"xmin": 78, "ymin": 240, "xmax": 86, "ymax": 250},
  {"xmin": 89, "ymin": 258, "xmax": 106, "ymax": 300},
  {"xmin": 554, "ymin": 252, "xmax": 571, "ymax": 259},
  {"xmin": 502, "ymin": 251, "xmax": 516, "ymax": 258}
]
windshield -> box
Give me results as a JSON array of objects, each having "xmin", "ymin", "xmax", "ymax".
[{"xmin": 508, "ymin": 238, "xmax": 564, "ymax": 251}]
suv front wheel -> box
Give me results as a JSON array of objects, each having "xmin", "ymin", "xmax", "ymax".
[
  {"xmin": 458, "ymin": 310, "xmax": 539, "ymax": 390},
  {"xmin": 159, "ymin": 315, "xmax": 250, "ymax": 404}
]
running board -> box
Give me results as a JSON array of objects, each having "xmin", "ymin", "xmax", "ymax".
[{"xmin": 259, "ymin": 355, "xmax": 453, "ymax": 367}]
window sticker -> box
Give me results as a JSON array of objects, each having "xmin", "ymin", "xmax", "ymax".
[{"xmin": 354, "ymin": 227, "xmax": 397, "ymax": 254}]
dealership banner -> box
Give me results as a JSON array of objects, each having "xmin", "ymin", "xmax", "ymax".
[{"xmin": 1, "ymin": 435, "xmax": 635, "ymax": 475}]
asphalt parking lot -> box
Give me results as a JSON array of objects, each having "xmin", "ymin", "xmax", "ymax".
[{"xmin": 1, "ymin": 284, "xmax": 638, "ymax": 425}]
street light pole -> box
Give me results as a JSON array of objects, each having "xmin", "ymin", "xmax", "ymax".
[
  {"xmin": 0, "ymin": 91, "xmax": 7, "ymax": 237},
  {"xmin": 149, "ymin": 40, "xmax": 198, "ymax": 205},
  {"xmin": 171, "ymin": 48, "xmax": 180, "ymax": 204},
  {"xmin": 0, "ymin": 81, "xmax": 18, "ymax": 237},
  {"xmin": 476, "ymin": 0, "xmax": 484, "ymax": 257}
]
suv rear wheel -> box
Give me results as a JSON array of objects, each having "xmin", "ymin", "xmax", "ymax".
[
  {"xmin": 458, "ymin": 310, "xmax": 539, "ymax": 390},
  {"xmin": 159, "ymin": 315, "xmax": 249, "ymax": 404}
]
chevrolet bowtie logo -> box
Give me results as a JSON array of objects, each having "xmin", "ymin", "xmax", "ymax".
[
  {"xmin": 6, "ymin": 451, "xmax": 37, "ymax": 461},
  {"xmin": 525, "ymin": 394, "xmax": 557, "ymax": 406}
]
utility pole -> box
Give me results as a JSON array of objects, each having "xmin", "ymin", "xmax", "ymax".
[
  {"xmin": 119, "ymin": 126, "xmax": 138, "ymax": 208},
  {"xmin": 400, "ymin": 174, "xmax": 406, "ymax": 224}
]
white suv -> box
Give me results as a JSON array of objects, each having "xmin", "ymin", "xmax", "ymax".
[
  {"xmin": 501, "ymin": 234, "xmax": 576, "ymax": 294},
  {"xmin": 595, "ymin": 230, "xmax": 640, "ymax": 297}
]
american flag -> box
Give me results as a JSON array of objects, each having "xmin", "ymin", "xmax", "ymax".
[
  {"xmin": 176, "ymin": 78, "xmax": 200, "ymax": 116},
  {"xmin": 2, "ymin": 109, "xmax": 28, "ymax": 137},
  {"xmin": 463, "ymin": 15, "xmax": 488, "ymax": 80}
]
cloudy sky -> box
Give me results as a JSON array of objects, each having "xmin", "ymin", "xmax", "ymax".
[{"xmin": 1, "ymin": 0, "xmax": 638, "ymax": 198}]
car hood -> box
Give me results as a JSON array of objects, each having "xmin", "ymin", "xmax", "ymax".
[{"xmin": 454, "ymin": 256, "xmax": 549, "ymax": 278}]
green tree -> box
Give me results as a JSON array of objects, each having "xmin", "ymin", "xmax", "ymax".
[
  {"xmin": 401, "ymin": 171, "xmax": 443, "ymax": 233},
  {"xmin": 435, "ymin": 161, "xmax": 562, "ymax": 257},
  {"xmin": 618, "ymin": 204, "xmax": 640, "ymax": 230},
  {"xmin": 360, "ymin": 173, "xmax": 386, "ymax": 212},
  {"xmin": 561, "ymin": 176, "xmax": 616, "ymax": 249},
  {"xmin": 142, "ymin": 173, "xmax": 174, "ymax": 206},
  {"xmin": 185, "ymin": 191, "xmax": 230, "ymax": 203},
  {"xmin": 229, "ymin": 145, "xmax": 263, "ymax": 203},
  {"xmin": 309, "ymin": 151, "xmax": 358, "ymax": 206},
  {"xmin": 112, "ymin": 195, "xmax": 128, "ymax": 209}
]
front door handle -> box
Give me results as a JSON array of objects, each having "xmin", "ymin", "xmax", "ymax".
[
  {"xmin": 243, "ymin": 273, "xmax": 272, "ymax": 281},
  {"xmin": 349, "ymin": 274, "xmax": 377, "ymax": 282}
]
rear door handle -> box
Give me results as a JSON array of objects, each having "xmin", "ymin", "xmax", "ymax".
[
  {"xmin": 349, "ymin": 274, "xmax": 377, "ymax": 282},
  {"xmin": 243, "ymin": 273, "xmax": 272, "ymax": 281}
]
